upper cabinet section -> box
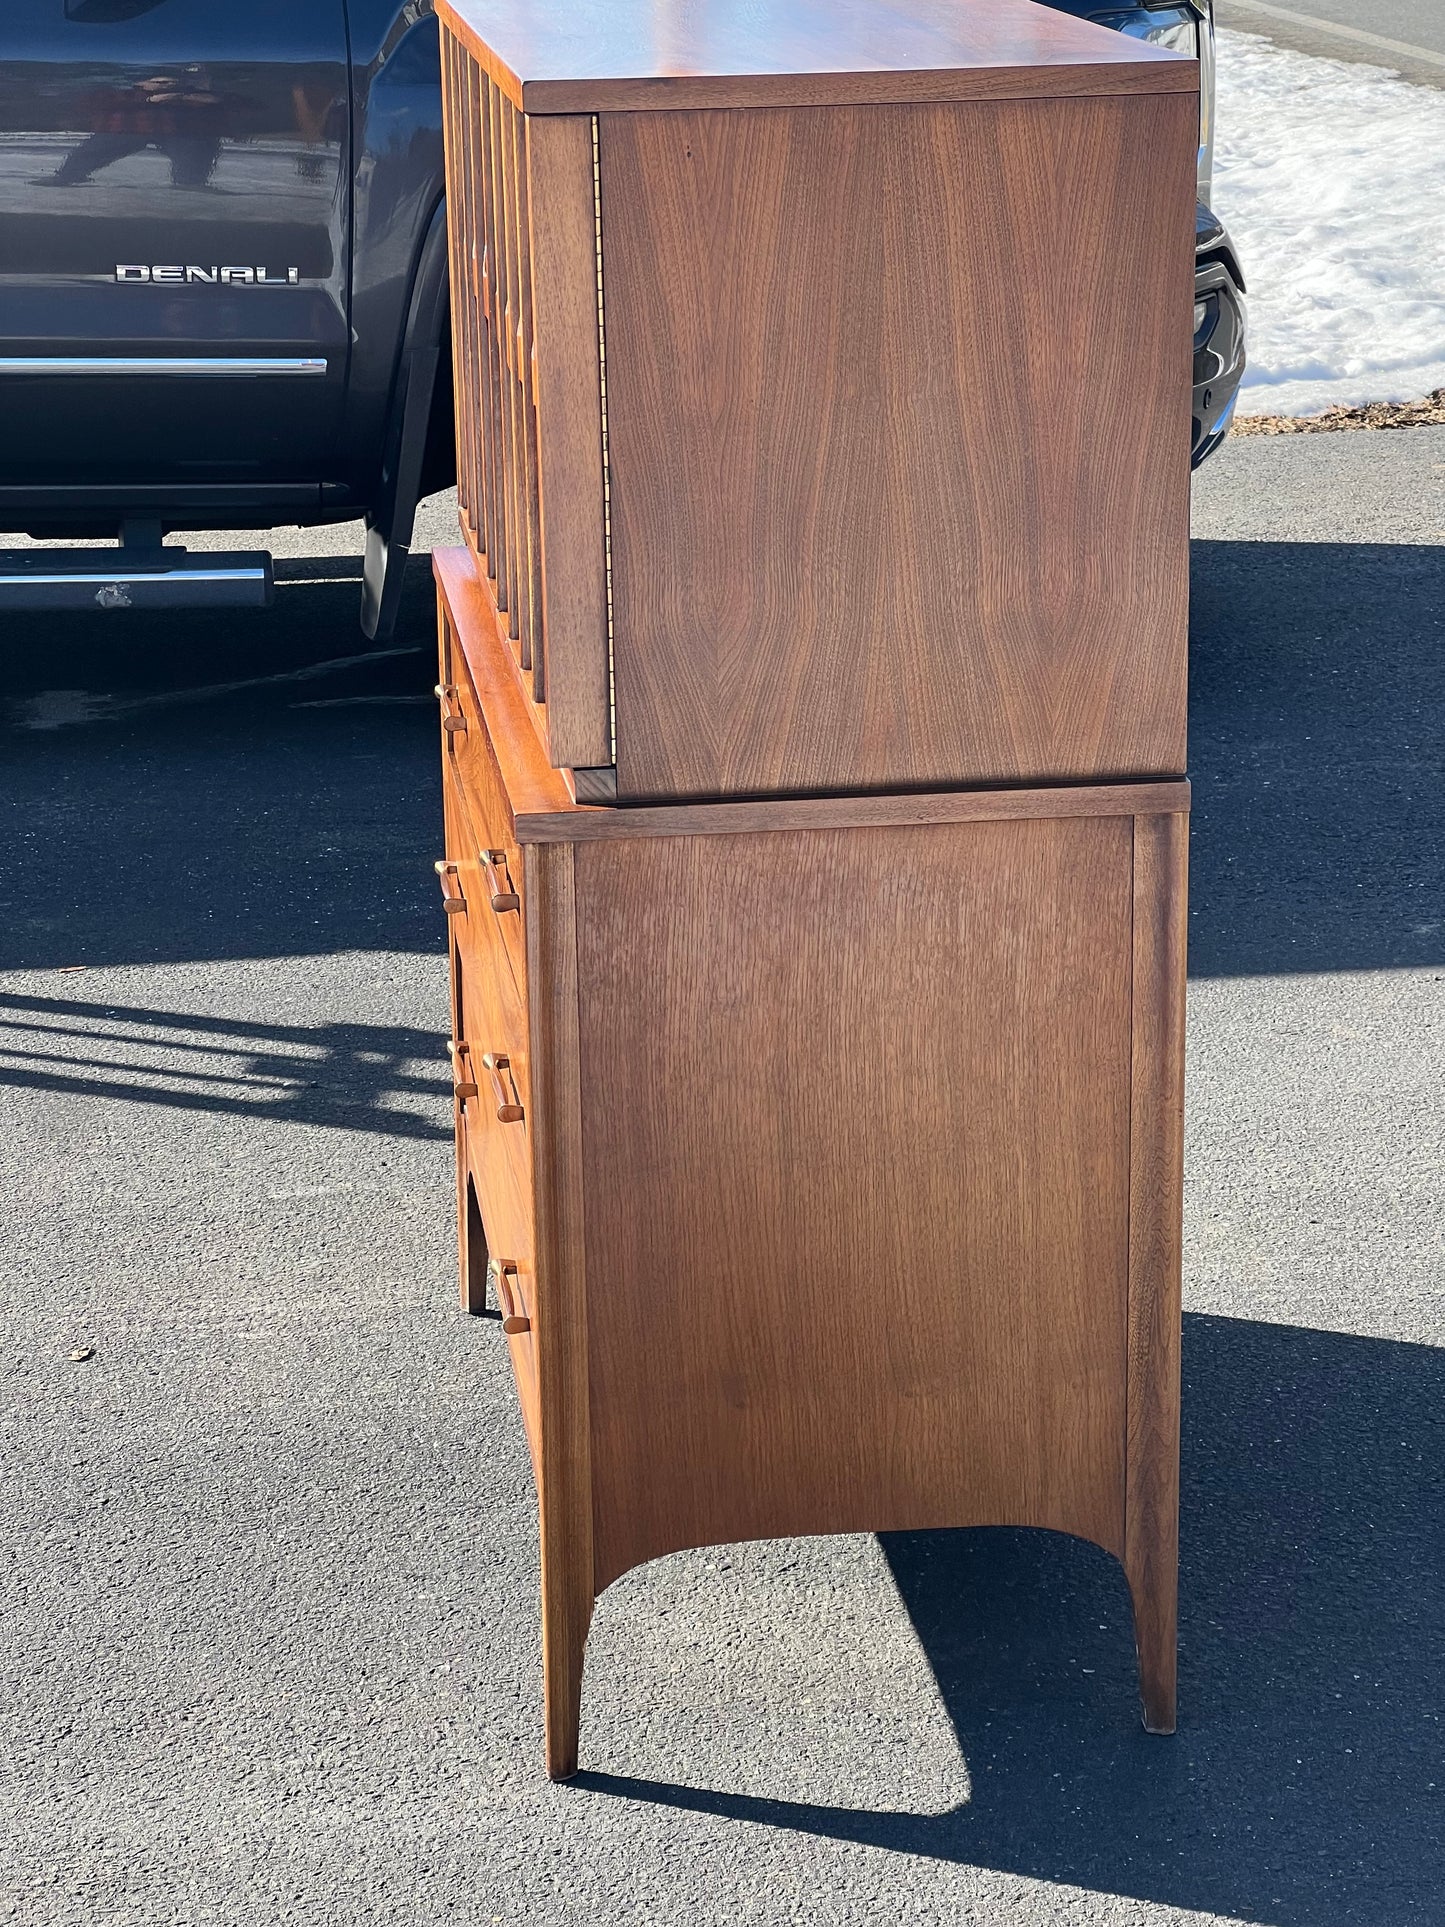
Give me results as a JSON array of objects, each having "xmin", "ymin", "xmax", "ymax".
[
  {"xmin": 439, "ymin": 1, "xmax": 1198, "ymax": 800},
  {"xmin": 435, "ymin": 0, "xmax": 1197, "ymax": 115}
]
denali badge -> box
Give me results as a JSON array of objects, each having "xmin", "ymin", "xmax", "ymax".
[{"xmin": 115, "ymin": 265, "xmax": 301, "ymax": 285}]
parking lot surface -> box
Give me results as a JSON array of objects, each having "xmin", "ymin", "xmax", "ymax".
[
  {"xmin": 1219, "ymin": 0, "xmax": 1445, "ymax": 83},
  {"xmin": 2, "ymin": 436, "xmax": 1442, "ymax": 1926}
]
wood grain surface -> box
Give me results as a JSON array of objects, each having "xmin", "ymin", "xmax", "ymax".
[
  {"xmin": 437, "ymin": 0, "xmax": 1195, "ymax": 116},
  {"xmin": 446, "ymin": 766, "xmax": 530, "ymax": 1109},
  {"xmin": 524, "ymin": 841, "xmax": 596, "ymax": 1780},
  {"xmin": 436, "ymin": 555, "xmax": 1187, "ymax": 1770},
  {"xmin": 441, "ymin": 608, "xmax": 531, "ymax": 1002},
  {"xmin": 441, "ymin": 528, "xmax": 1190, "ymax": 844},
  {"xmin": 444, "ymin": 772, "xmax": 541, "ymax": 1466},
  {"xmin": 446, "ymin": 776, "xmax": 534, "ymax": 1215},
  {"xmin": 526, "ymin": 113, "xmax": 612, "ymax": 766},
  {"xmin": 574, "ymin": 814, "xmax": 1135, "ymax": 1591},
  {"xmin": 1125, "ymin": 807, "xmax": 1188, "ymax": 1734},
  {"xmin": 600, "ymin": 92, "xmax": 1195, "ymax": 800}
]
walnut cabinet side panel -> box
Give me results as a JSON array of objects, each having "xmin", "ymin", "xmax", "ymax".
[
  {"xmin": 570, "ymin": 813, "xmax": 1142, "ymax": 1592},
  {"xmin": 598, "ymin": 92, "xmax": 1195, "ymax": 800}
]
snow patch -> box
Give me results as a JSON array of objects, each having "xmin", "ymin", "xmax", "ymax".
[{"xmin": 1215, "ymin": 28, "xmax": 1445, "ymax": 417}]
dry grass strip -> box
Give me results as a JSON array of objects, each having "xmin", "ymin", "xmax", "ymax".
[{"xmin": 1234, "ymin": 388, "xmax": 1445, "ymax": 434}]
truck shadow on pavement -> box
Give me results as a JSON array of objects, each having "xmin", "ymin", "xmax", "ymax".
[
  {"xmin": 0, "ymin": 554, "xmax": 445, "ymax": 973},
  {"xmin": 0, "ymin": 991, "xmax": 452, "ymax": 1141},
  {"xmin": 576, "ymin": 1312, "xmax": 1445, "ymax": 1927}
]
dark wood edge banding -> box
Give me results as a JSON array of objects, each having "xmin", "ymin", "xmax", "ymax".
[
  {"xmin": 435, "ymin": 6, "xmax": 1195, "ymax": 114},
  {"xmin": 527, "ymin": 778, "xmax": 1193, "ymax": 844},
  {"xmin": 519, "ymin": 64, "xmax": 1199, "ymax": 115}
]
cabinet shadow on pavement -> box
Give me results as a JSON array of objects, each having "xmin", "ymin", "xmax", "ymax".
[
  {"xmin": 1, "ymin": 541, "xmax": 1441, "ymax": 976},
  {"xmin": 0, "ymin": 991, "xmax": 452, "ymax": 1141},
  {"xmin": 575, "ymin": 1312, "xmax": 1445, "ymax": 1927}
]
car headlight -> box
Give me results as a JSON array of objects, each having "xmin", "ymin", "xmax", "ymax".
[{"xmin": 1089, "ymin": 7, "xmax": 1200, "ymax": 58}]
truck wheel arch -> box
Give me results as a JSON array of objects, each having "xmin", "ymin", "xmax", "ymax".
[{"xmin": 361, "ymin": 196, "xmax": 453, "ymax": 640}]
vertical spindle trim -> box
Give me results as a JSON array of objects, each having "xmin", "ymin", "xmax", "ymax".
[{"xmin": 591, "ymin": 114, "xmax": 616, "ymax": 764}]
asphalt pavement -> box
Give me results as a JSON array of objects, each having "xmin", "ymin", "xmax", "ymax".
[
  {"xmin": 1218, "ymin": 0, "xmax": 1445, "ymax": 85},
  {"xmin": 2, "ymin": 431, "xmax": 1442, "ymax": 1926}
]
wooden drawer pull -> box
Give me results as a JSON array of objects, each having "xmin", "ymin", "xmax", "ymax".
[
  {"xmin": 481, "ymin": 849, "xmax": 519, "ymax": 913},
  {"xmin": 434, "ymin": 682, "xmax": 468, "ymax": 734},
  {"xmin": 449, "ymin": 1040, "xmax": 478, "ymax": 1101},
  {"xmin": 434, "ymin": 859, "xmax": 466, "ymax": 915},
  {"xmin": 481, "ymin": 1051, "xmax": 524, "ymax": 1123},
  {"xmin": 488, "ymin": 1258, "xmax": 530, "ymax": 1335}
]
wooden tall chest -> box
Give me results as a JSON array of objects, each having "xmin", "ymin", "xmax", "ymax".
[{"xmin": 433, "ymin": 0, "xmax": 1196, "ymax": 1778}]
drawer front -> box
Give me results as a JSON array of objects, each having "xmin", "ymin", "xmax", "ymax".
[
  {"xmin": 442, "ymin": 757, "xmax": 540, "ymax": 1448},
  {"xmin": 458, "ymin": 1093, "xmax": 541, "ymax": 1455},
  {"xmin": 438, "ymin": 614, "xmax": 528, "ymax": 1002},
  {"xmin": 447, "ymin": 787, "xmax": 534, "ymax": 1247},
  {"xmin": 450, "ymin": 901, "xmax": 540, "ymax": 1444},
  {"xmin": 455, "ymin": 935, "xmax": 532, "ymax": 1215},
  {"xmin": 441, "ymin": 764, "xmax": 528, "ymax": 1097}
]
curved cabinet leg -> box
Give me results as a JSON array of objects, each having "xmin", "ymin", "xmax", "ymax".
[
  {"xmin": 530, "ymin": 841, "xmax": 595, "ymax": 1782},
  {"xmin": 1127, "ymin": 1550, "xmax": 1177, "ymax": 1734},
  {"xmin": 1125, "ymin": 808, "xmax": 1186, "ymax": 1738},
  {"xmin": 541, "ymin": 1570, "xmax": 592, "ymax": 1780}
]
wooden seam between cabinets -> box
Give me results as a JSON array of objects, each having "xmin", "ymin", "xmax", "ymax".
[
  {"xmin": 526, "ymin": 780, "xmax": 1196, "ymax": 843},
  {"xmin": 442, "ymin": 523, "xmax": 1190, "ymax": 841}
]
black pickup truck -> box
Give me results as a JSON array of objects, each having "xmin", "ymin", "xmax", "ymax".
[{"xmin": 0, "ymin": 0, "xmax": 1245, "ymax": 634}]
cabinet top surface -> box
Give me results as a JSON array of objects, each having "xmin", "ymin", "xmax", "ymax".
[{"xmin": 436, "ymin": 0, "xmax": 1196, "ymax": 113}]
